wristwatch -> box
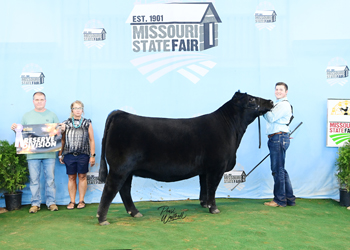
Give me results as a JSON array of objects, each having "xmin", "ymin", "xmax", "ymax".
[{"xmin": 90, "ymin": 153, "xmax": 96, "ymax": 158}]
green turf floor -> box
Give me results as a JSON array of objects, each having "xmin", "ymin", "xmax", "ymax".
[{"xmin": 1, "ymin": 198, "xmax": 350, "ymax": 250}]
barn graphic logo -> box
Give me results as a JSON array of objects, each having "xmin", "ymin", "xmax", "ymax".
[
  {"xmin": 87, "ymin": 172, "xmax": 104, "ymax": 192},
  {"xmin": 255, "ymin": 2, "xmax": 277, "ymax": 30},
  {"xmin": 83, "ymin": 20, "xmax": 107, "ymax": 49},
  {"xmin": 223, "ymin": 163, "xmax": 246, "ymax": 191},
  {"xmin": 126, "ymin": 1, "xmax": 221, "ymax": 83},
  {"xmin": 326, "ymin": 58, "xmax": 348, "ymax": 86},
  {"xmin": 21, "ymin": 64, "xmax": 45, "ymax": 92}
]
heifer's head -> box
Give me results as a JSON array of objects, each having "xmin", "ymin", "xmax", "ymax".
[
  {"xmin": 229, "ymin": 91, "xmax": 273, "ymax": 148},
  {"xmin": 232, "ymin": 91, "xmax": 273, "ymax": 116}
]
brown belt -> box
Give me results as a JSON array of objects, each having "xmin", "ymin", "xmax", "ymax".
[{"xmin": 268, "ymin": 132, "xmax": 288, "ymax": 138}]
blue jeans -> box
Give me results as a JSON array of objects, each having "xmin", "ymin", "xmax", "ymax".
[
  {"xmin": 268, "ymin": 133, "xmax": 295, "ymax": 207},
  {"xmin": 27, "ymin": 158, "xmax": 56, "ymax": 207}
]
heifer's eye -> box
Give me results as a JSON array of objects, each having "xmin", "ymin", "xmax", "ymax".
[{"xmin": 247, "ymin": 98, "xmax": 257, "ymax": 108}]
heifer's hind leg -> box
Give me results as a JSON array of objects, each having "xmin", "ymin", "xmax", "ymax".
[
  {"xmin": 97, "ymin": 172, "xmax": 127, "ymax": 225},
  {"xmin": 199, "ymin": 174, "xmax": 208, "ymax": 208},
  {"xmin": 119, "ymin": 174, "xmax": 142, "ymax": 218}
]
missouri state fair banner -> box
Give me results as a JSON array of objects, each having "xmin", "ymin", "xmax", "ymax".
[
  {"xmin": 3, "ymin": 0, "xmax": 350, "ymax": 207},
  {"xmin": 327, "ymin": 99, "xmax": 350, "ymax": 147},
  {"xmin": 15, "ymin": 124, "xmax": 62, "ymax": 154}
]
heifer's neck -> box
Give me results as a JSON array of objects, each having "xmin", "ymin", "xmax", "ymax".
[{"xmin": 217, "ymin": 101, "xmax": 259, "ymax": 146}]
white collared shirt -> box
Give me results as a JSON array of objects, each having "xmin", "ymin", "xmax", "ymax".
[{"xmin": 263, "ymin": 97, "xmax": 292, "ymax": 135}]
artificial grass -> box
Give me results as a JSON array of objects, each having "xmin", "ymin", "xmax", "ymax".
[{"xmin": 1, "ymin": 198, "xmax": 350, "ymax": 250}]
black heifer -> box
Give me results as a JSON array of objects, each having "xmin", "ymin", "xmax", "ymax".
[{"xmin": 97, "ymin": 91, "xmax": 273, "ymax": 225}]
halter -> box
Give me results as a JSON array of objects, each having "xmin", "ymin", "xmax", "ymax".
[{"xmin": 232, "ymin": 93, "xmax": 262, "ymax": 148}]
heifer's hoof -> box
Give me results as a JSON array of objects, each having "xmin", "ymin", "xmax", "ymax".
[
  {"xmin": 128, "ymin": 210, "xmax": 143, "ymax": 217},
  {"xmin": 133, "ymin": 212, "xmax": 143, "ymax": 218},
  {"xmin": 99, "ymin": 221, "xmax": 110, "ymax": 226},
  {"xmin": 200, "ymin": 202, "xmax": 208, "ymax": 208},
  {"xmin": 210, "ymin": 208, "xmax": 220, "ymax": 214}
]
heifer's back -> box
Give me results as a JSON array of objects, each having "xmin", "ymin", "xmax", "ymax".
[
  {"xmin": 102, "ymin": 110, "xmax": 236, "ymax": 182},
  {"xmin": 99, "ymin": 91, "xmax": 273, "ymax": 183}
]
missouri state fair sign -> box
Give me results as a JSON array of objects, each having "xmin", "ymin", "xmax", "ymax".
[
  {"xmin": 327, "ymin": 99, "xmax": 350, "ymax": 147},
  {"xmin": 126, "ymin": 3, "xmax": 221, "ymax": 52}
]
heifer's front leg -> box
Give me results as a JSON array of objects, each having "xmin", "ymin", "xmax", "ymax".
[
  {"xmin": 206, "ymin": 171, "xmax": 225, "ymax": 214},
  {"xmin": 199, "ymin": 174, "xmax": 208, "ymax": 208},
  {"xmin": 119, "ymin": 174, "xmax": 143, "ymax": 218},
  {"xmin": 97, "ymin": 172, "xmax": 126, "ymax": 226}
]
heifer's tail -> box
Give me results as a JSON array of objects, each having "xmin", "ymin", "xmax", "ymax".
[{"xmin": 98, "ymin": 111, "xmax": 115, "ymax": 183}]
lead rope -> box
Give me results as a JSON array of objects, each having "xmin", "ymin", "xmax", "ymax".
[{"xmin": 258, "ymin": 116, "xmax": 261, "ymax": 148}]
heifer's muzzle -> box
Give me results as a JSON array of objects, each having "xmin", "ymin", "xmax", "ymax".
[{"xmin": 257, "ymin": 101, "xmax": 273, "ymax": 115}]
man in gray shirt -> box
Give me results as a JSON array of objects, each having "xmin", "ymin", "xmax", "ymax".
[{"xmin": 11, "ymin": 92, "xmax": 59, "ymax": 213}]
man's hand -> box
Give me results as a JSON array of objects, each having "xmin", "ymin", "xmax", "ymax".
[{"xmin": 11, "ymin": 123, "xmax": 17, "ymax": 131}]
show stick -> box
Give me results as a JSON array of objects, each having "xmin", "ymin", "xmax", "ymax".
[{"xmin": 230, "ymin": 122, "xmax": 303, "ymax": 191}]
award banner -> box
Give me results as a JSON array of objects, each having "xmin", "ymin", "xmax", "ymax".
[
  {"xmin": 327, "ymin": 99, "xmax": 350, "ymax": 147},
  {"xmin": 16, "ymin": 123, "xmax": 63, "ymax": 154}
]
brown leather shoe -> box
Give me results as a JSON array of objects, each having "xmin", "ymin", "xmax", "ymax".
[
  {"xmin": 264, "ymin": 201, "xmax": 282, "ymax": 207},
  {"xmin": 29, "ymin": 206, "xmax": 40, "ymax": 213},
  {"xmin": 0, "ymin": 207, "xmax": 8, "ymax": 214},
  {"xmin": 49, "ymin": 204, "xmax": 58, "ymax": 211}
]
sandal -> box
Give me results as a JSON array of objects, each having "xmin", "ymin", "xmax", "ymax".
[
  {"xmin": 67, "ymin": 201, "xmax": 75, "ymax": 210},
  {"xmin": 77, "ymin": 201, "xmax": 86, "ymax": 209}
]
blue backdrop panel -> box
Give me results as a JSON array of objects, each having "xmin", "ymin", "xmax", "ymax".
[{"xmin": 1, "ymin": 0, "xmax": 349, "ymax": 207}]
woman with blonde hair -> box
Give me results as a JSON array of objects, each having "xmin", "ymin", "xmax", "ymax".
[{"xmin": 59, "ymin": 100, "xmax": 95, "ymax": 209}]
